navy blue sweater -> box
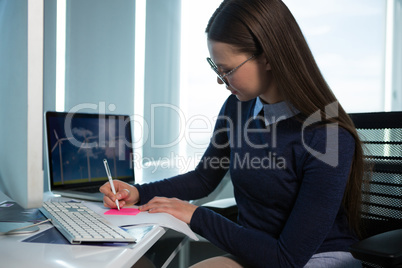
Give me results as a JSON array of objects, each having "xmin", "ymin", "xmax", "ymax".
[{"xmin": 136, "ymin": 95, "xmax": 358, "ymax": 267}]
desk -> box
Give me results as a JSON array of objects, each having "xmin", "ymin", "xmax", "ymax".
[{"xmin": 0, "ymin": 191, "xmax": 186, "ymax": 268}]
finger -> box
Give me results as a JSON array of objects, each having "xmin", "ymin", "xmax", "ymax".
[
  {"xmin": 145, "ymin": 199, "xmax": 178, "ymax": 212},
  {"xmin": 100, "ymin": 183, "xmax": 119, "ymax": 203},
  {"xmin": 99, "ymin": 182, "xmax": 112, "ymax": 195},
  {"xmin": 139, "ymin": 196, "xmax": 167, "ymax": 211},
  {"xmin": 141, "ymin": 198, "xmax": 181, "ymax": 214},
  {"xmin": 103, "ymin": 195, "xmax": 116, "ymax": 208},
  {"xmin": 99, "ymin": 182, "xmax": 114, "ymax": 197},
  {"xmin": 117, "ymin": 199, "xmax": 126, "ymax": 209},
  {"xmin": 116, "ymin": 188, "xmax": 131, "ymax": 200},
  {"xmin": 143, "ymin": 202, "xmax": 172, "ymax": 213},
  {"xmin": 114, "ymin": 188, "xmax": 129, "ymax": 209}
]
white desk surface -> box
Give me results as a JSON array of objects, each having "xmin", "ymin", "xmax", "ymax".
[{"xmin": 0, "ymin": 191, "xmax": 166, "ymax": 268}]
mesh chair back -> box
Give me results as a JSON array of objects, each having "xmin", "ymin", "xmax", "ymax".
[{"xmin": 349, "ymin": 112, "xmax": 402, "ymax": 239}]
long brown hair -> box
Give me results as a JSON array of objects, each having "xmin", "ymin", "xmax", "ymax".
[{"xmin": 206, "ymin": 0, "xmax": 365, "ymax": 236}]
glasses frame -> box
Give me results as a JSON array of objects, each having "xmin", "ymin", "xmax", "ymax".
[{"xmin": 206, "ymin": 54, "xmax": 256, "ymax": 86}]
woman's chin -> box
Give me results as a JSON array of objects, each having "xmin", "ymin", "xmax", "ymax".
[{"xmin": 234, "ymin": 94, "xmax": 253, "ymax": 102}]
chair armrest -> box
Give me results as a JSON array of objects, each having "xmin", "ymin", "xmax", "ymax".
[
  {"xmin": 349, "ymin": 229, "xmax": 402, "ymax": 267},
  {"xmin": 202, "ymin": 197, "xmax": 238, "ymax": 222}
]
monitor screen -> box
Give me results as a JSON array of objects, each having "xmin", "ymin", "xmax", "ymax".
[{"xmin": 45, "ymin": 112, "xmax": 134, "ymax": 189}]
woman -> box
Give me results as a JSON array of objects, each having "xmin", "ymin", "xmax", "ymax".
[{"xmin": 100, "ymin": 0, "xmax": 364, "ymax": 267}]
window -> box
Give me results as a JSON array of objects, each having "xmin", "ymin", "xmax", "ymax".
[
  {"xmin": 49, "ymin": 1, "xmax": 399, "ymax": 175},
  {"xmin": 179, "ymin": 0, "xmax": 230, "ymax": 168},
  {"xmin": 179, "ymin": 0, "xmax": 390, "ymax": 166},
  {"xmin": 284, "ymin": 0, "xmax": 387, "ymax": 112}
]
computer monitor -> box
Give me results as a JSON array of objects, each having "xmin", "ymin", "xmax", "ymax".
[
  {"xmin": 0, "ymin": 0, "xmax": 43, "ymax": 209},
  {"xmin": 44, "ymin": 111, "xmax": 134, "ymax": 201}
]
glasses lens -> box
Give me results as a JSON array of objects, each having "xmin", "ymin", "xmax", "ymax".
[
  {"xmin": 206, "ymin": 58, "xmax": 229, "ymax": 86},
  {"xmin": 217, "ymin": 75, "xmax": 229, "ymax": 86}
]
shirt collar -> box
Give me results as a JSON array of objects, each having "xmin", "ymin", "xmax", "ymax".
[{"xmin": 253, "ymin": 97, "xmax": 300, "ymax": 126}]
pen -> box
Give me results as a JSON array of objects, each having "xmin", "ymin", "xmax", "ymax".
[{"xmin": 103, "ymin": 159, "xmax": 120, "ymax": 210}]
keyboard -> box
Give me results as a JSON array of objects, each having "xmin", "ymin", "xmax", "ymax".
[{"xmin": 39, "ymin": 201, "xmax": 136, "ymax": 244}]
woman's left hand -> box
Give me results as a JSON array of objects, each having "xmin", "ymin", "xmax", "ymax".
[{"xmin": 139, "ymin": 197, "xmax": 198, "ymax": 224}]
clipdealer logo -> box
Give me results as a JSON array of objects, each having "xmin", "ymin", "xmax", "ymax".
[
  {"xmin": 200, "ymin": 152, "xmax": 286, "ymax": 170},
  {"xmin": 301, "ymin": 102, "xmax": 339, "ymax": 168},
  {"xmin": 59, "ymin": 101, "xmax": 341, "ymax": 170}
]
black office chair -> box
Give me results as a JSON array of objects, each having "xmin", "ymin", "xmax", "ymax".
[{"xmin": 349, "ymin": 111, "xmax": 402, "ymax": 268}]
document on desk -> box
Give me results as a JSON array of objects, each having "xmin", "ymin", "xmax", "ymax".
[{"xmin": 85, "ymin": 202, "xmax": 199, "ymax": 241}]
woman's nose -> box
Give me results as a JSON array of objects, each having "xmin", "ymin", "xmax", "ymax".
[{"xmin": 217, "ymin": 77, "xmax": 224, "ymax": 84}]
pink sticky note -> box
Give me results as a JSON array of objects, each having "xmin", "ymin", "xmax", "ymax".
[{"xmin": 104, "ymin": 208, "xmax": 140, "ymax": 216}]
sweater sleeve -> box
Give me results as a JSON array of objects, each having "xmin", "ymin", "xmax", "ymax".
[
  {"xmin": 190, "ymin": 126, "xmax": 356, "ymax": 268},
  {"xmin": 135, "ymin": 98, "xmax": 232, "ymax": 204}
]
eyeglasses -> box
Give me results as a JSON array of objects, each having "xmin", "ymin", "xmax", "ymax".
[{"xmin": 206, "ymin": 54, "xmax": 256, "ymax": 86}]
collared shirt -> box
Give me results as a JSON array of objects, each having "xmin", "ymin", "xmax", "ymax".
[{"xmin": 253, "ymin": 97, "xmax": 300, "ymax": 126}]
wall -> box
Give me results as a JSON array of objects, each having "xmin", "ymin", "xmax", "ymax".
[{"xmin": 64, "ymin": 0, "xmax": 135, "ymax": 115}]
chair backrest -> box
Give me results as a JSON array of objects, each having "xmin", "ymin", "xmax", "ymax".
[{"xmin": 349, "ymin": 112, "xmax": 402, "ymax": 239}]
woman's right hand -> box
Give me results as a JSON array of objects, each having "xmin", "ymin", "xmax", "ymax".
[{"xmin": 99, "ymin": 180, "xmax": 140, "ymax": 209}]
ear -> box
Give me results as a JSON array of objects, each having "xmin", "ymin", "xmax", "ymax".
[
  {"xmin": 257, "ymin": 55, "xmax": 272, "ymax": 71},
  {"xmin": 264, "ymin": 57, "xmax": 272, "ymax": 71}
]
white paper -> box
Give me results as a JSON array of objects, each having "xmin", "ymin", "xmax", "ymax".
[{"xmin": 85, "ymin": 202, "xmax": 199, "ymax": 241}]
